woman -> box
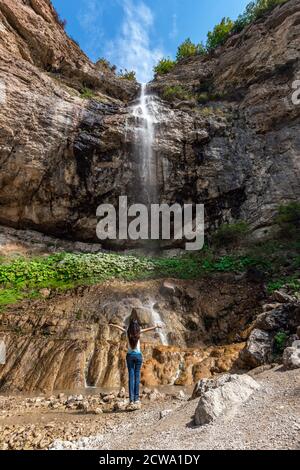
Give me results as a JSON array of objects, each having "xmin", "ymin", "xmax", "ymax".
[{"xmin": 109, "ymin": 319, "xmax": 161, "ymax": 410}]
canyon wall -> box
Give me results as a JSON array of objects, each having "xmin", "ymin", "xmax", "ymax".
[{"xmin": 0, "ymin": 0, "xmax": 299, "ymax": 244}]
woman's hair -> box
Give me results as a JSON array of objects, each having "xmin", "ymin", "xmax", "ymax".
[{"xmin": 127, "ymin": 319, "xmax": 141, "ymax": 349}]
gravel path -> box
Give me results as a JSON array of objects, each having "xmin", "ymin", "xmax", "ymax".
[{"xmin": 51, "ymin": 367, "xmax": 300, "ymax": 450}]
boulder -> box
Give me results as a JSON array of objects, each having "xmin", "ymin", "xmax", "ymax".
[
  {"xmin": 117, "ymin": 387, "xmax": 126, "ymax": 399},
  {"xmin": 255, "ymin": 304, "xmax": 300, "ymax": 332},
  {"xmin": 160, "ymin": 409, "xmax": 173, "ymax": 419},
  {"xmin": 272, "ymin": 290, "xmax": 296, "ymax": 304},
  {"xmin": 241, "ymin": 328, "xmax": 273, "ymax": 368},
  {"xmin": 102, "ymin": 393, "xmax": 115, "ymax": 403},
  {"xmin": 283, "ymin": 341, "xmax": 300, "ymax": 370},
  {"xmin": 114, "ymin": 401, "xmax": 127, "ymax": 412},
  {"xmin": 194, "ymin": 374, "xmax": 260, "ymax": 426}
]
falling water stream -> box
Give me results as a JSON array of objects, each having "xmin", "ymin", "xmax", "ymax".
[
  {"xmin": 130, "ymin": 83, "xmax": 160, "ymax": 205},
  {"xmin": 146, "ymin": 301, "xmax": 169, "ymax": 346}
]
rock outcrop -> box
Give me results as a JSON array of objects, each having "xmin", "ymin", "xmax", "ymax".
[
  {"xmin": 0, "ymin": 0, "xmax": 138, "ymax": 243},
  {"xmin": 0, "ymin": 0, "xmax": 299, "ymax": 245},
  {"xmin": 283, "ymin": 340, "xmax": 300, "ymax": 369},
  {"xmin": 0, "ymin": 277, "xmax": 264, "ymax": 391},
  {"xmin": 150, "ymin": 0, "xmax": 300, "ymax": 236},
  {"xmin": 240, "ymin": 299, "xmax": 300, "ymax": 367},
  {"xmin": 194, "ymin": 374, "xmax": 260, "ymax": 426}
]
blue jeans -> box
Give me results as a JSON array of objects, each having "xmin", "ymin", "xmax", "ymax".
[{"xmin": 126, "ymin": 352, "xmax": 143, "ymax": 403}]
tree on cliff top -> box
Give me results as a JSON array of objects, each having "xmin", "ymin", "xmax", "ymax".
[
  {"xmin": 206, "ymin": 17, "xmax": 234, "ymax": 51},
  {"xmin": 176, "ymin": 39, "xmax": 206, "ymax": 61}
]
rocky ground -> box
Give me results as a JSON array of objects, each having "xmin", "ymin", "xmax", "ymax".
[
  {"xmin": 0, "ymin": 386, "xmax": 187, "ymax": 450},
  {"xmin": 0, "ymin": 366, "xmax": 299, "ymax": 450}
]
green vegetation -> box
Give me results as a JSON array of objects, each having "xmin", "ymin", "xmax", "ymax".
[
  {"xmin": 153, "ymin": 58, "xmax": 176, "ymax": 76},
  {"xmin": 206, "ymin": 17, "xmax": 235, "ymax": 51},
  {"xmin": 274, "ymin": 331, "xmax": 288, "ymax": 353},
  {"xmin": 197, "ymin": 91, "xmax": 225, "ymax": 104},
  {"xmin": 176, "ymin": 38, "xmax": 206, "ymax": 61},
  {"xmin": 234, "ymin": 0, "xmax": 288, "ymax": 33},
  {"xmin": 0, "ymin": 203, "xmax": 299, "ymax": 310},
  {"xmin": 267, "ymin": 277, "xmax": 300, "ymax": 294},
  {"xmin": 162, "ymin": 85, "xmax": 191, "ymax": 102},
  {"xmin": 153, "ymin": 0, "xmax": 288, "ymax": 74},
  {"xmin": 0, "ymin": 237, "xmax": 299, "ymax": 309},
  {"xmin": 0, "ymin": 251, "xmax": 266, "ymax": 308},
  {"xmin": 118, "ymin": 70, "xmax": 137, "ymax": 81},
  {"xmin": 212, "ymin": 221, "xmax": 250, "ymax": 247},
  {"xmin": 80, "ymin": 87, "xmax": 95, "ymax": 99},
  {"xmin": 275, "ymin": 202, "xmax": 300, "ymax": 238}
]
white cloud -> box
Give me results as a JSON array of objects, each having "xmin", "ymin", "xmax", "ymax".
[
  {"xmin": 106, "ymin": 0, "xmax": 165, "ymax": 83},
  {"xmin": 170, "ymin": 13, "xmax": 178, "ymax": 39}
]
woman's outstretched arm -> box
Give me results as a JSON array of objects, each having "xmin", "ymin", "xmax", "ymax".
[
  {"xmin": 141, "ymin": 325, "xmax": 162, "ymax": 334},
  {"xmin": 109, "ymin": 323, "xmax": 126, "ymax": 333}
]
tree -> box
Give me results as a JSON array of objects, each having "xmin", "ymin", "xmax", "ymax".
[
  {"xmin": 176, "ymin": 38, "xmax": 206, "ymax": 61},
  {"xmin": 119, "ymin": 69, "xmax": 136, "ymax": 81},
  {"xmin": 233, "ymin": 0, "xmax": 288, "ymax": 33},
  {"xmin": 153, "ymin": 58, "xmax": 176, "ymax": 76},
  {"xmin": 206, "ymin": 17, "xmax": 234, "ymax": 51}
]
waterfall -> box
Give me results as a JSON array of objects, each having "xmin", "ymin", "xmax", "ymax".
[
  {"xmin": 144, "ymin": 300, "xmax": 169, "ymax": 346},
  {"xmin": 130, "ymin": 83, "xmax": 159, "ymax": 205}
]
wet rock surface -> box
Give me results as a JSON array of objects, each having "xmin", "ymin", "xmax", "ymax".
[{"xmin": 0, "ymin": 278, "xmax": 263, "ymax": 391}]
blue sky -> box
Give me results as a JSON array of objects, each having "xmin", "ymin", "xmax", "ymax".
[{"xmin": 52, "ymin": 0, "xmax": 250, "ymax": 83}]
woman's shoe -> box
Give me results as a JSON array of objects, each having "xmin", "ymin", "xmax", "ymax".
[{"xmin": 133, "ymin": 401, "xmax": 142, "ymax": 410}]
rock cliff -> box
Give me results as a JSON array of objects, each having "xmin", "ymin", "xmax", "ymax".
[
  {"xmin": 149, "ymin": 0, "xmax": 300, "ymax": 236},
  {"xmin": 0, "ymin": 0, "xmax": 138, "ymax": 242},
  {"xmin": 0, "ymin": 0, "xmax": 299, "ymax": 244}
]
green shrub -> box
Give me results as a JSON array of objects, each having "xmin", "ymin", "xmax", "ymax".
[
  {"xmin": 267, "ymin": 276, "xmax": 300, "ymax": 294},
  {"xmin": 275, "ymin": 202, "xmax": 300, "ymax": 228},
  {"xmin": 212, "ymin": 221, "xmax": 250, "ymax": 247},
  {"xmin": 153, "ymin": 58, "xmax": 176, "ymax": 76},
  {"xmin": 162, "ymin": 85, "xmax": 191, "ymax": 102},
  {"xmin": 274, "ymin": 331, "xmax": 288, "ymax": 353},
  {"xmin": 80, "ymin": 87, "xmax": 95, "ymax": 99},
  {"xmin": 118, "ymin": 69, "xmax": 137, "ymax": 81},
  {"xmin": 197, "ymin": 91, "xmax": 225, "ymax": 104},
  {"xmin": 176, "ymin": 38, "xmax": 206, "ymax": 61},
  {"xmin": 233, "ymin": 0, "xmax": 288, "ymax": 34},
  {"xmin": 206, "ymin": 17, "xmax": 234, "ymax": 51}
]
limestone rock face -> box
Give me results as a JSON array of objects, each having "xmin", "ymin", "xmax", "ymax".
[
  {"xmin": 0, "ymin": 1, "xmax": 299, "ymax": 244},
  {"xmin": 194, "ymin": 374, "xmax": 260, "ymax": 426},
  {"xmin": 150, "ymin": 0, "xmax": 300, "ymax": 235},
  {"xmin": 0, "ymin": 0, "xmax": 138, "ymax": 242}
]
